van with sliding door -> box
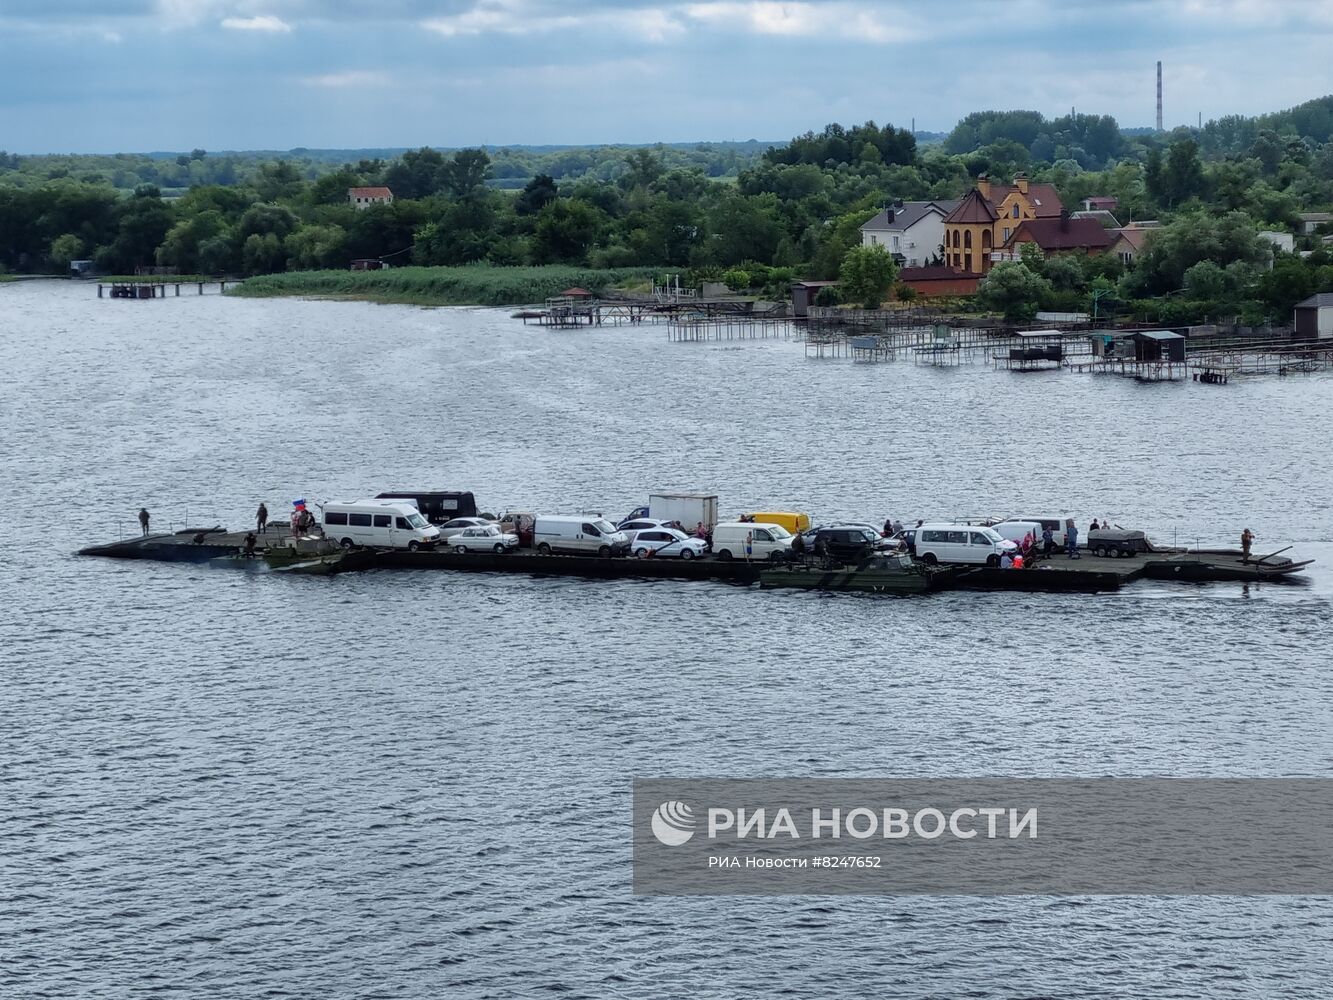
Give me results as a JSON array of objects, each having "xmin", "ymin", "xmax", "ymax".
[
  {"xmin": 914, "ymin": 523, "xmax": 1016, "ymax": 567},
  {"xmin": 712, "ymin": 521, "xmax": 794, "ymax": 561},
  {"xmin": 532, "ymin": 516, "xmax": 630, "ymax": 557},
  {"xmin": 323, "ymin": 500, "xmax": 441, "ymax": 550}
]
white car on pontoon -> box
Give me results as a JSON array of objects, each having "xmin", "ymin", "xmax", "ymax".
[
  {"xmin": 631, "ymin": 527, "xmax": 708, "ymax": 559},
  {"xmin": 449, "ymin": 524, "xmax": 520, "ymax": 553}
]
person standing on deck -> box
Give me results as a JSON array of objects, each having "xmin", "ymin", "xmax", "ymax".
[
  {"xmin": 1065, "ymin": 519, "xmax": 1080, "ymax": 559},
  {"xmin": 257, "ymin": 503, "xmax": 269, "ymax": 534},
  {"xmin": 1241, "ymin": 528, "xmax": 1255, "ymax": 563},
  {"xmin": 138, "ymin": 508, "xmax": 150, "ymax": 537},
  {"xmin": 243, "ymin": 532, "xmax": 257, "ymax": 559},
  {"xmin": 1041, "ymin": 526, "xmax": 1054, "ymax": 557}
]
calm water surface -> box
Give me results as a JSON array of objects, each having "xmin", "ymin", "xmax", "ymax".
[{"xmin": 2, "ymin": 281, "xmax": 1332, "ymax": 998}]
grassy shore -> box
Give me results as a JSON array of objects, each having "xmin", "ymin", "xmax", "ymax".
[{"xmin": 229, "ymin": 265, "xmax": 660, "ymax": 307}]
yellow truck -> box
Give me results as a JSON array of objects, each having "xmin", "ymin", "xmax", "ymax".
[{"xmin": 743, "ymin": 511, "xmax": 811, "ymax": 535}]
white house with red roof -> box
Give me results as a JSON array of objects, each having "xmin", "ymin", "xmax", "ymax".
[{"xmin": 348, "ymin": 186, "xmax": 394, "ymax": 210}]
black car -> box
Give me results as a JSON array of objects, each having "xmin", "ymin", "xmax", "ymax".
[{"xmin": 809, "ymin": 525, "xmax": 884, "ymax": 563}]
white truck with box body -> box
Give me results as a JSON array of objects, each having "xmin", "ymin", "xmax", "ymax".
[
  {"xmin": 322, "ymin": 500, "xmax": 441, "ymax": 550},
  {"xmin": 648, "ymin": 492, "xmax": 719, "ymax": 532},
  {"xmin": 532, "ymin": 516, "xmax": 630, "ymax": 557}
]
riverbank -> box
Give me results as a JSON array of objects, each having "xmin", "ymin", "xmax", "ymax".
[{"xmin": 228, "ymin": 265, "xmax": 659, "ymax": 307}]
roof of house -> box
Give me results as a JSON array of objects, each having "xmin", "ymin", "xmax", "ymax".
[
  {"xmin": 860, "ymin": 201, "xmax": 957, "ymax": 232},
  {"xmin": 1296, "ymin": 293, "xmax": 1333, "ymax": 308},
  {"xmin": 943, "ymin": 188, "xmax": 999, "ymax": 225},
  {"xmin": 1071, "ymin": 209, "xmax": 1121, "ymax": 228},
  {"xmin": 1110, "ymin": 227, "xmax": 1151, "ymax": 252},
  {"xmin": 558, "ymin": 287, "xmax": 592, "ymax": 297},
  {"xmin": 1083, "ymin": 196, "xmax": 1119, "ymax": 208},
  {"xmin": 985, "ymin": 182, "xmax": 1064, "ymax": 217},
  {"xmin": 348, "ymin": 186, "xmax": 393, "ymax": 198},
  {"xmin": 1131, "ymin": 329, "xmax": 1185, "ymax": 341},
  {"xmin": 1007, "ymin": 217, "xmax": 1115, "ymax": 251},
  {"xmin": 1298, "ymin": 212, "xmax": 1333, "ymax": 222}
]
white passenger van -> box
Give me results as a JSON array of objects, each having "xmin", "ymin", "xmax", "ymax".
[
  {"xmin": 323, "ymin": 500, "xmax": 441, "ymax": 550},
  {"xmin": 992, "ymin": 520, "xmax": 1043, "ymax": 546},
  {"xmin": 712, "ymin": 521, "xmax": 793, "ymax": 561},
  {"xmin": 915, "ymin": 523, "xmax": 1016, "ymax": 566},
  {"xmin": 533, "ymin": 516, "xmax": 630, "ymax": 557}
]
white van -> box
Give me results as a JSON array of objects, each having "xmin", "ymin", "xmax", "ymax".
[
  {"xmin": 323, "ymin": 500, "xmax": 441, "ymax": 550},
  {"xmin": 533, "ymin": 516, "xmax": 630, "ymax": 557},
  {"xmin": 997, "ymin": 515, "xmax": 1071, "ymax": 546},
  {"xmin": 712, "ymin": 521, "xmax": 793, "ymax": 561},
  {"xmin": 992, "ymin": 520, "xmax": 1043, "ymax": 546},
  {"xmin": 915, "ymin": 523, "xmax": 1016, "ymax": 566}
]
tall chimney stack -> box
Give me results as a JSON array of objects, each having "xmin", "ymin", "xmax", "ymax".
[{"xmin": 1156, "ymin": 61, "xmax": 1163, "ymax": 132}]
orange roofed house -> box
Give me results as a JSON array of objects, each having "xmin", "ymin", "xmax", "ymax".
[
  {"xmin": 941, "ymin": 173, "xmax": 1064, "ymax": 274},
  {"xmin": 348, "ymin": 186, "xmax": 394, "ymax": 210}
]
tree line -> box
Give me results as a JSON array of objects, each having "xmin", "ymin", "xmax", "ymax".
[{"xmin": 1, "ymin": 98, "xmax": 1332, "ymax": 321}]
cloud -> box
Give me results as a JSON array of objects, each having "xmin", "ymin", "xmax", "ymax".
[
  {"xmin": 221, "ymin": 14, "xmax": 293, "ymax": 31},
  {"xmin": 302, "ymin": 70, "xmax": 391, "ymax": 87},
  {"xmin": 421, "ymin": 0, "xmax": 916, "ymax": 44},
  {"xmin": 684, "ymin": 1, "xmax": 912, "ymax": 42},
  {"xmin": 422, "ymin": 0, "xmax": 684, "ymax": 42}
]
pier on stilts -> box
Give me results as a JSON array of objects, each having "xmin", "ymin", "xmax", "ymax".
[{"xmin": 99, "ymin": 274, "xmax": 235, "ymax": 299}]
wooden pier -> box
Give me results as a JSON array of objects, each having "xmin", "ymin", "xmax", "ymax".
[{"xmin": 99, "ymin": 279, "xmax": 234, "ymax": 299}]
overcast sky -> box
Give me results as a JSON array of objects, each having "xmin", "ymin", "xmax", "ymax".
[{"xmin": 2, "ymin": 0, "xmax": 1331, "ymax": 153}]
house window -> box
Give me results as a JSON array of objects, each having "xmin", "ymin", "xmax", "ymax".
[
  {"xmin": 1003, "ymin": 228, "xmax": 1011, "ymax": 242},
  {"xmin": 870, "ymin": 235, "xmax": 877, "ymax": 244},
  {"xmin": 892, "ymin": 236, "xmax": 900, "ymax": 250},
  {"xmin": 1012, "ymin": 205, "xmax": 1020, "ymax": 218}
]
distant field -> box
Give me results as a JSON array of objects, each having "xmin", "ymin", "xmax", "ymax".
[{"xmin": 229, "ymin": 265, "xmax": 661, "ymax": 306}]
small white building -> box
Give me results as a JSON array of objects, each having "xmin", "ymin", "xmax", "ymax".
[
  {"xmin": 1258, "ymin": 230, "xmax": 1295, "ymax": 256},
  {"xmin": 1297, "ymin": 212, "xmax": 1333, "ymax": 235},
  {"xmin": 859, "ymin": 200, "xmax": 956, "ymax": 268},
  {"xmin": 348, "ymin": 186, "xmax": 394, "ymax": 210},
  {"xmin": 1294, "ymin": 293, "xmax": 1333, "ymax": 339}
]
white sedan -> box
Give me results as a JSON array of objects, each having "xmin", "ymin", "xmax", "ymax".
[
  {"xmin": 450, "ymin": 524, "xmax": 520, "ymax": 553},
  {"xmin": 631, "ymin": 527, "xmax": 708, "ymax": 560},
  {"xmin": 438, "ymin": 516, "xmax": 495, "ymax": 539},
  {"xmin": 616, "ymin": 517, "xmax": 672, "ymax": 544}
]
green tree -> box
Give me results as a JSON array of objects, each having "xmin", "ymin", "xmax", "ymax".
[
  {"xmin": 978, "ymin": 261, "xmax": 1052, "ymax": 322},
  {"xmin": 156, "ymin": 210, "xmax": 227, "ymax": 273},
  {"xmin": 1161, "ymin": 139, "xmax": 1205, "ymax": 208},
  {"xmin": 515, "ymin": 174, "xmax": 558, "ymax": 216},
  {"xmin": 284, "ymin": 224, "xmax": 347, "ymax": 270},
  {"xmin": 241, "ymin": 232, "xmax": 285, "ymax": 275},
  {"xmin": 444, "ymin": 148, "xmax": 492, "ymax": 199},
  {"xmin": 1042, "ymin": 254, "xmax": 1086, "ymax": 293},
  {"xmin": 48, "ymin": 233, "xmax": 84, "ymax": 271},
  {"xmin": 254, "ymin": 161, "xmax": 304, "ymax": 202},
  {"xmin": 383, "ymin": 147, "xmax": 447, "ymax": 200},
  {"xmin": 838, "ymin": 244, "xmax": 898, "ymax": 308},
  {"xmin": 1183, "ymin": 260, "xmax": 1228, "ymax": 301},
  {"xmin": 623, "ymin": 148, "xmax": 666, "ymax": 189},
  {"xmin": 531, "ymin": 199, "xmax": 606, "ymax": 264}
]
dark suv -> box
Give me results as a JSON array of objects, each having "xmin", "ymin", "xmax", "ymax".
[{"xmin": 810, "ymin": 526, "xmax": 883, "ymax": 563}]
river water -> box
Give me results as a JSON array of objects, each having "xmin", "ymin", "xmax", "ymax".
[{"xmin": 2, "ymin": 280, "xmax": 1332, "ymax": 998}]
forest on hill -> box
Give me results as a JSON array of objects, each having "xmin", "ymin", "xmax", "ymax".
[{"xmin": 2, "ymin": 96, "xmax": 1333, "ymax": 320}]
